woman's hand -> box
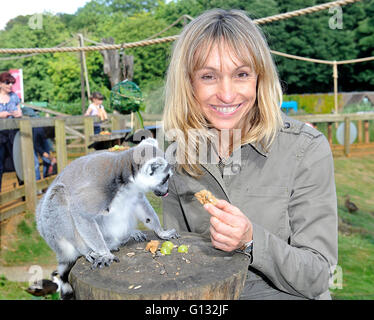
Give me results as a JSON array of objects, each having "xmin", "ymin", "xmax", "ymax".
[
  {"xmin": 11, "ymin": 107, "xmax": 22, "ymax": 118},
  {"xmin": 204, "ymin": 199, "xmax": 253, "ymax": 252}
]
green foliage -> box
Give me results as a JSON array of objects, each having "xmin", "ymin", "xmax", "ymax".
[
  {"xmin": 284, "ymin": 93, "xmax": 342, "ymax": 114},
  {"xmin": 110, "ymin": 80, "xmax": 144, "ymax": 114}
]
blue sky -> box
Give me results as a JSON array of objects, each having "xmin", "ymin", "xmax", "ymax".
[{"xmin": 0, "ymin": 0, "xmax": 91, "ymax": 30}]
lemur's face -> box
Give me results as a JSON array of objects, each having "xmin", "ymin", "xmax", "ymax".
[
  {"xmin": 131, "ymin": 138, "xmax": 172, "ymax": 196},
  {"xmin": 143, "ymin": 157, "xmax": 172, "ymax": 197}
]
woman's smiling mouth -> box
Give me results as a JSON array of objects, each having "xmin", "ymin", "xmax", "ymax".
[{"xmin": 209, "ymin": 103, "xmax": 242, "ymax": 115}]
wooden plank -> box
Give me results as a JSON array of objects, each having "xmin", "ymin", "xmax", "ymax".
[
  {"xmin": 36, "ymin": 175, "xmax": 56, "ymax": 190},
  {"xmin": 0, "ymin": 202, "xmax": 26, "ymax": 222},
  {"xmin": 364, "ymin": 120, "xmax": 370, "ymax": 143},
  {"xmin": 344, "ymin": 117, "xmax": 350, "ymax": 156},
  {"xmin": 0, "ymin": 186, "xmax": 25, "ymax": 205},
  {"xmin": 55, "ymin": 119, "xmax": 68, "ymax": 173},
  {"xmin": 111, "ymin": 114, "xmax": 126, "ymax": 131},
  {"xmin": 2, "ymin": 112, "xmax": 368, "ymax": 130},
  {"xmin": 19, "ymin": 119, "xmax": 37, "ymax": 213},
  {"xmin": 327, "ymin": 122, "xmax": 333, "ymax": 146},
  {"xmin": 84, "ymin": 117, "xmax": 94, "ymax": 154},
  {"xmin": 357, "ymin": 120, "xmax": 362, "ymax": 143},
  {"xmin": 89, "ymin": 132, "xmax": 129, "ymax": 142}
]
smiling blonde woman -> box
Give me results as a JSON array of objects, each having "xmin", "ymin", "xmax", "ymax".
[
  {"xmin": 163, "ymin": 9, "xmax": 283, "ymax": 176},
  {"xmin": 162, "ymin": 9, "xmax": 338, "ymax": 300}
]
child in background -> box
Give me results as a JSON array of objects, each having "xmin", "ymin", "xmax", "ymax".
[{"xmin": 85, "ymin": 92, "xmax": 108, "ymax": 134}]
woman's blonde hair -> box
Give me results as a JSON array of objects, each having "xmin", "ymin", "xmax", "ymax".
[{"xmin": 163, "ymin": 9, "xmax": 283, "ymax": 176}]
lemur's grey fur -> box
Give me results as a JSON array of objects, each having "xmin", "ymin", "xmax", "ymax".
[{"xmin": 36, "ymin": 138, "xmax": 178, "ymax": 299}]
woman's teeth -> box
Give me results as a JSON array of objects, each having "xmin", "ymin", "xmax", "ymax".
[{"xmin": 212, "ymin": 104, "xmax": 241, "ymax": 114}]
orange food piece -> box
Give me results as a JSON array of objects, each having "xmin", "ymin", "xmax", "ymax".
[
  {"xmin": 145, "ymin": 240, "xmax": 160, "ymax": 254},
  {"xmin": 194, "ymin": 190, "xmax": 218, "ymax": 205}
]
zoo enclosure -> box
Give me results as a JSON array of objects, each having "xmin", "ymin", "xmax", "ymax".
[{"xmin": 0, "ymin": 112, "xmax": 373, "ymax": 223}]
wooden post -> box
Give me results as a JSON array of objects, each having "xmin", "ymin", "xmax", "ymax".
[
  {"xmin": 55, "ymin": 119, "xmax": 68, "ymax": 173},
  {"xmin": 78, "ymin": 34, "xmax": 91, "ymax": 99},
  {"xmin": 84, "ymin": 117, "xmax": 94, "ymax": 154},
  {"xmin": 19, "ymin": 119, "xmax": 37, "ymax": 213},
  {"xmin": 333, "ymin": 61, "xmax": 338, "ymax": 114},
  {"xmin": 78, "ymin": 34, "xmax": 86, "ymax": 114},
  {"xmin": 344, "ymin": 117, "xmax": 350, "ymax": 157},
  {"xmin": 327, "ymin": 122, "xmax": 333, "ymax": 146},
  {"xmin": 364, "ymin": 120, "xmax": 370, "ymax": 143},
  {"xmin": 357, "ymin": 120, "xmax": 363, "ymax": 143},
  {"xmin": 111, "ymin": 114, "xmax": 126, "ymax": 132}
]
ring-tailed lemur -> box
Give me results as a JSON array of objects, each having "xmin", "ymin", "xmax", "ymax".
[{"xmin": 36, "ymin": 138, "xmax": 179, "ymax": 299}]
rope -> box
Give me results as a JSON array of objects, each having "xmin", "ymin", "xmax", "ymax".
[
  {"xmin": 0, "ymin": 0, "xmax": 362, "ymax": 55},
  {"xmin": 254, "ymin": 0, "xmax": 361, "ymax": 24},
  {"xmin": 0, "ymin": 39, "xmax": 74, "ymax": 61},
  {"xmin": 271, "ymin": 50, "xmax": 374, "ymax": 65}
]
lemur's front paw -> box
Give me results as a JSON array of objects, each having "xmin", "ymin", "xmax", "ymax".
[
  {"xmin": 156, "ymin": 228, "xmax": 180, "ymax": 240},
  {"xmin": 85, "ymin": 252, "xmax": 120, "ymax": 269},
  {"xmin": 130, "ymin": 230, "xmax": 147, "ymax": 242}
]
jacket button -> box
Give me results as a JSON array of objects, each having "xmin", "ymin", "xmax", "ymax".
[{"xmin": 284, "ymin": 122, "xmax": 291, "ymax": 129}]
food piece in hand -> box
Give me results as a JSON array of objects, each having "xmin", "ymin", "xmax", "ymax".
[
  {"xmin": 145, "ymin": 240, "xmax": 160, "ymax": 254},
  {"xmin": 194, "ymin": 190, "xmax": 218, "ymax": 206}
]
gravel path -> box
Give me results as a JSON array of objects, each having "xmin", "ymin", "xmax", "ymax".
[{"xmin": 0, "ymin": 265, "xmax": 57, "ymax": 282}]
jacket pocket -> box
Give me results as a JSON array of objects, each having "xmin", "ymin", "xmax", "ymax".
[
  {"xmin": 246, "ymin": 186, "xmax": 289, "ymax": 197},
  {"xmin": 242, "ymin": 186, "xmax": 291, "ymax": 240}
]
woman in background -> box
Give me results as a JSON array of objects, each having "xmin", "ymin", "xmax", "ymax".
[{"xmin": 0, "ymin": 72, "xmax": 22, "ymax": 191}]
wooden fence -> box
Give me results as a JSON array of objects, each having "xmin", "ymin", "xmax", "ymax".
[
  {"xmin": 0, "ymin": 114, "xmax": 128, "ymax": 221},
  {"xmin": 0, "ymin": 112, "xmax": 373, "ymax": 222}
]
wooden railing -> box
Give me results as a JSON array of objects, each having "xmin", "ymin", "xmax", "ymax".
[
  {"xmin": 0, "ymin": 114, "xmax": 127, "ymax": 221},
  {"xmin": 292, "ymin": 113, "xmax": 374, "ymax": 156}
]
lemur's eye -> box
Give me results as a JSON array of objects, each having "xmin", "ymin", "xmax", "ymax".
[
  {"xmin": 150, "ymin": 163, "xmax": 160, "ymax": 175},
  {"xmin": 146, "ymin": 218, "xmax": 150, "ymax": 223}
]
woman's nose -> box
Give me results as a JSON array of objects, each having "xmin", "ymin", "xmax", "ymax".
[{"xmin": 216, "ymin": 77, "xmax": 236, "ymax": 104}]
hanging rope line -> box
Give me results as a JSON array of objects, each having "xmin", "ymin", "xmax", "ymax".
[
  {"xmin": 0, "ymin": 39, "xmax": 75, "ymax": 61},
  {"xmin": 254, "ymin": 0, "xmax": 360, "ymax": 24},
  {"xmin": 0, "ymin": 0, "xmax": 362, "ymax": 55},
  {"xmin": 271, "ymin": 50, "xmax": 374, "ymax": 65}
]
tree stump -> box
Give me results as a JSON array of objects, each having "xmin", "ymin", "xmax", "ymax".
[{"xmin": 69, "ymin": 231, "xmax": 250, "ymax": 300}]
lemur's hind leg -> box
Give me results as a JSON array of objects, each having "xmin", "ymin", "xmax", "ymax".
[{"xmin": 69, "ymin": 205, "xmax": 120, "ymax": 269}]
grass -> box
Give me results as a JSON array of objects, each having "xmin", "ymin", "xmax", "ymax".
[
  {"xmin": 0, "ymin": 276, "xmax": 31, "ymax": 300},
  {"xmin": 0, "ymin": 212, "xmax": 56, "ymax": 266},
  {"xmin": 331, "ymin": 156, "xmax": 374, "ymax": 300},
  {"xmin": 1, "ymin": 156, "xmax": 373, "ymax": 299}
]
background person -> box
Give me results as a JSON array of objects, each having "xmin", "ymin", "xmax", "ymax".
[
  {"xmin": 85, "ymin": 92, "xmax": 108, "ymax": 134},
  {"xmin": 162, "ymin": 9, "xmax": 338, "ymax": 300},
  {"xmin": 0, "ymin": 71, "xmax": 22, "ymax": 191}
]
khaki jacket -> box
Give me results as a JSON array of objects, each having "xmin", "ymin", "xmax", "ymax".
[{"xmin": 163, "ymin": 114, "xmax": 338, "ymax": 300}]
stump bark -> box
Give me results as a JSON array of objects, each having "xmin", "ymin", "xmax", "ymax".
[{"xmin": 69, "ymin": 231, "xmax": 250, "ymax": 300}]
